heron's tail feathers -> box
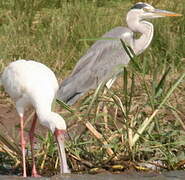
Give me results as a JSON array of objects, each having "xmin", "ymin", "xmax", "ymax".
[
  {"xmin": 57, "ymin": 86, "xmax": 84, "ymax": 105},
  {"xmin": 57, "ymin": 91, "xmax": 83, "ymax": 105},
  {"xmin": 56, "ymin": 77, "xmax": 85, "ymax": 105},
  {"xmin": 57, "ymin": 69, "xmax": 96, "ymax": 105}
]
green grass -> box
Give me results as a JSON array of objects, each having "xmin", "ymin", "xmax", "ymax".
[{"xmin": 0, "ymin": 0, "xmax": 185, "ymax": 176}]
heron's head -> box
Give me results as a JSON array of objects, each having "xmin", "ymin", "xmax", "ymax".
[{"xmin": 127, "ymin": 2, "xmax": 181, "ymax": 21}]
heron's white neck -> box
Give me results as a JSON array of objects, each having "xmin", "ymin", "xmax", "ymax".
[{"xmin": 127, "ymin": 16, "xmax": 154, "ymax": 55}]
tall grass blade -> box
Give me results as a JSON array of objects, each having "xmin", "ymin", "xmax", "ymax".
[
  {"xmin": 155, "ymin": 67, "xmax": 171, "ymax": 98},
  {"xmin": 56, "ymin": 99, "xmax": 75, "ymax": 113},
  {"xmin": 87, "ymin": 82, "xmax": 104, "ymax": 115},
  {"xmin": 120, "ymin": 39, "xmax": 142, "ymax": 73},
  {"xmin": 132, "ymin": 72, "xmax": 185, "ymax": 147}
]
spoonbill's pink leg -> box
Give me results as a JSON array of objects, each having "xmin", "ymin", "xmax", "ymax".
[
  {"xmin": 29, "ymin": 113, "xmax": 41, "ymax": 177},
  {"xmin": 20, "ymin": 115, "xmax": 27, "ymax": 177}
]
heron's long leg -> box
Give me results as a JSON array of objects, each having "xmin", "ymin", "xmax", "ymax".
[
  {"xmin": 29, "ymin": 113, "xmax": 40, "ymax": 177},
  {"xmin": 20, "ymin": 115, "xmax": 27, "ymax": 177}
]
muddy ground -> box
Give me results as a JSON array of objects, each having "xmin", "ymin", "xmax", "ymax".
[
  {"xmin": 0, "ymin": 97, "xmax": 48, "ymax": 140},
  {"xmin": 0, "ymin": 171, "xmax": 185, "ymax": 180},
  {"xmin": 1, "ymin": 96, "xmax": 185, "ymax": 179}
]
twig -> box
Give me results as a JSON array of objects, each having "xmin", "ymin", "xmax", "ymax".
[
  {"xmin": 68, "ymin": 153, "xmax": 93, "ymax": 167},
  {"xmin": 132, "ymin": 109, "xmax": 160, "ymax": 147},
  {"xmin": 85, "ymin": 121, "xmax": 114, "ymax": 157}
]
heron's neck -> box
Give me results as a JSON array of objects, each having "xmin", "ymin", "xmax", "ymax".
[{"xmin": 128, "ymin": 20, "xmax": 154, "ymax": 55}]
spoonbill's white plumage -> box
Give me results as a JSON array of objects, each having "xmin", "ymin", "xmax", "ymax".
[{"xmin": 0, "ymin": 59, "xmax": 70, "ymax": 177}]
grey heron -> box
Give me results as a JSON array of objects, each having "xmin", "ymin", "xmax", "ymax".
[{"xmin": 57, "ymin": 2, "xmax": 181, "ymax": 105}]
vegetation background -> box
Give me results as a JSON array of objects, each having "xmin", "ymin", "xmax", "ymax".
[{"xmin": 0, "ymin": 0, "xmax": 185, "ymax": 176}]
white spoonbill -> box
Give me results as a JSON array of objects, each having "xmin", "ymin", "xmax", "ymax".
[{"xmin": 0, "ymin": 60, "xmax": 70, "ymax": 177}]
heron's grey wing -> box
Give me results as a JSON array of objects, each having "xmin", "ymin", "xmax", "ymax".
[
  {"xmin": 57, "ymin": 27, "xmax": 133, "ymax": 105},
  {"xmin": 56, "ymin": 51, "xmax": 100, "ymax": 104},
  {"xmin": 71, "ymin": 26, "xmax": 133, "ymax": 76}
]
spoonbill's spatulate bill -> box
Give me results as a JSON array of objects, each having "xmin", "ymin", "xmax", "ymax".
[
  {"xmin": 57, "ymin": 2, "xmax": 181, "ymax": 105},
  {"xmin": 0, "ymin": 60, "xmax": 70, "ymax": 177}
]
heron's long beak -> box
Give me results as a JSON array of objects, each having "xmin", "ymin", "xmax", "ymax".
[
  {"xmin": 154, "ymin": 9, "xmax": 182, "ymax": 17},
  {"xmin": 54, "ymin": 129, "xmax": 70, "ymax": 174}
]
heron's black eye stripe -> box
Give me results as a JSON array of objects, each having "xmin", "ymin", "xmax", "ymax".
[{"xmin": 131, "ymin": 3, "xmax": 147, "ymax": 10}]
